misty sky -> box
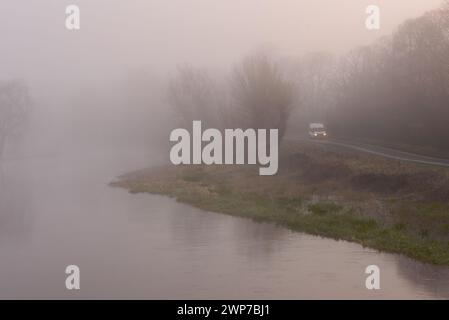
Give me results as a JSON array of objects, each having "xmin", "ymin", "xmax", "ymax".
[{"xmin": 0, "ymin": 0, "xmax": 444, "ymax": 92}]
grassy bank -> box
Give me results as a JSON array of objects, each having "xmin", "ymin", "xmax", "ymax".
[{"xmin": 111, "ymin": 140, "xmax": 449, "ymax": 265}]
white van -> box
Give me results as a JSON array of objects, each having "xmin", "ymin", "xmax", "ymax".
[{"xmin": 309, "ymin": 123, "xmax": 327, "ymax": 138}]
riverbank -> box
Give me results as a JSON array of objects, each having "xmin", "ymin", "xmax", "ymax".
[{"xmin": 111, "ymin": 140, "xmax": 449, "ymax": 265}]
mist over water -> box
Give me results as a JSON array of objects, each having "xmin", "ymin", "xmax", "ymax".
[
  {"xmin": 1, "ymin": 0, "xmax": 449, "ymax": 299},
  {"xmin": 1, "ymin": 150, "xmax": 449, "ymax": 299}
]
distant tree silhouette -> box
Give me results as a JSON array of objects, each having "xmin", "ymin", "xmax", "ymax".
[
  {"xmin": 0, "ymin": 81, "xmax": 30, "ymax": 160},
  {"xmin": 231, "ymin": 53, "xmax": 294, "ymax": 140}
]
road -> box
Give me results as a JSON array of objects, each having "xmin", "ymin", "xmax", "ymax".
[{"xmin": 301, "ymin": 138, "xmax": 449, "ymax": 168}]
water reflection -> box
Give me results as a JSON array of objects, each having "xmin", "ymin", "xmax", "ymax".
[
  {"xmin": 0, "ymin": 150, "xmax": 448, "ymax": 299},
  {"xmin": 395, "ymin": 256, "xmax": 449, "ymax": 299}
]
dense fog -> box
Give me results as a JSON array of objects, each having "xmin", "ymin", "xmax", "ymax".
[
  {"xmin": 0, "ymin": 0, "xmax": 444, "ymax": 161},
  {"xmin": 2, "ymin": 0, "xmax": 449, "ymax": 301}
]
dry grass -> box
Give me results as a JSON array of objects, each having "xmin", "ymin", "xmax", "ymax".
[{"xmin": 111, "ymin": 140, "xmax": 449, "ymax": 265}]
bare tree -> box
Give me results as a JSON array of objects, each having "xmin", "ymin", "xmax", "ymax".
[
  {"xmin": 0, "ymin": 81, "xmax": 30, "ymax": 161},
  {"xmin": 168, "ymin": 66, "xmax": 226, "ymax": 129},
  {"xmin": 231, "ymin": 53, "xmax": 294, "ymax": 140}
]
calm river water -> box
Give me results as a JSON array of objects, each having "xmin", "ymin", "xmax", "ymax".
[{"xmin": 0, "ymin": 148, "xmax": 448, "ymax": 299}]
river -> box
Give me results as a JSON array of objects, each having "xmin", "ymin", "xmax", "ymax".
[{"xmin": 0, "ymin": 148, "xmax": 448, "ymax": 299}]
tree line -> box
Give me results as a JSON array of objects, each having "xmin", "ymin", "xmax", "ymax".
[
  {"xmin": 326, "ymin": 1, "xmax": 449, "ymax": 149},
  {"xmin": 169, "ymin": 1, "xmax": 449, "ymax": 151}
]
